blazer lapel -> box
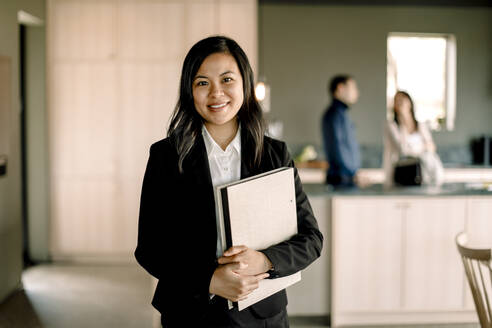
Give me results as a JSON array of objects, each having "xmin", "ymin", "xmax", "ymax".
[
  {"xmin": 240, "ymin": 132, "xmax": 257, "ymax": 179},
  {"xmin": 240, "ymin": 158, "xmax": 252, "ymax": 180},
  {"xmin": 182, "ymin": 135, "xmax": 217, "ymax": 228},
  {"xmin": 241, "ymin": 135, "xmax": 274, "ymax": 179},
  {"xmin": 185, "ymin": 135, "xmax": 214, "ymax": 190},
  {"xmin": 179, "ymin": 134, "xmax": 218, "ymax": 261}
]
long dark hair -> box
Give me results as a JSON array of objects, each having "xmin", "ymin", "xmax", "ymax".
[
  {"xmin": 393, "ymin": 90, "xmax": 418, "ymax": 128},
  {"xmin": 168, "ymin": 36, "xmax": 266, "ymax": 173}
]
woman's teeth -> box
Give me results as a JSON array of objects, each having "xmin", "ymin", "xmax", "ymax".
[{"xmin": 209, "ymin": 103, "xmax": 227, "ymax": 109}]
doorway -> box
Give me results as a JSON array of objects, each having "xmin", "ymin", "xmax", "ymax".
[
  {"xmin": 19, "ymin": 23, "xmax": 32, "ymax": 268},
  {"xmin": 18, "ymin": 11, "xmax": 50, "ymax": 267}
]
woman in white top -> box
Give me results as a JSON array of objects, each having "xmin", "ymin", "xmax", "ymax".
[{"xmin": 383, "ymin": 91, "xmax": 444, "ymax": 187}]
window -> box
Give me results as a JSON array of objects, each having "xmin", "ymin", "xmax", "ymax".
[{"xmin": 387, "ymin": 33, "xmax": 456, "ymax": 130}]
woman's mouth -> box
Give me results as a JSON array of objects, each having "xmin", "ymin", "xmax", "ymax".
[{"xmin": 208, "ymin": 102, "xmax": 228, "ymax": 110}]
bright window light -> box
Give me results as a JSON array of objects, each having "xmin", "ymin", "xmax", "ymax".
[
  {"xmin": 255, "ymin": 82, "xmax": 266, "ymax": 101},
  {"xmin": 255, "ymin": 81, "xmax": 271, "ymax": 113},
  {"xmin": 387, "ymin": 33, "xmax": 456, "ymax": 130}
]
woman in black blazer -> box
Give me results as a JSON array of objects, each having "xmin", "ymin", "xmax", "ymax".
[{"xmin": 135, "ymin": 36, "xmax": 323, "ymax": 328}]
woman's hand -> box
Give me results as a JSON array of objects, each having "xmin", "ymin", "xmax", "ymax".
[
  {"xmin": 209, "ymin": 246, "xmax": 273, "ymax": 301},
  {"xmin": 209, "ymin": 263, "xmax": 269, "ymax": 302},
  {"xmin": 218, "ymin": 245, "xmax": 273, "ymax": 275}
]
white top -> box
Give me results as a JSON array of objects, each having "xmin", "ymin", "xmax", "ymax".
[
  {"xmin": 383, "ymin": 120, "xmax": 443, "ymax": 187},
  {"xmin": 202, "ymin": 125, "xmax": 241, "ymax": 188},
  {"xmin": 405, "ymin": 131, "xmax": 426, "ymax": 154},
  {"xmin": 201, "ymin": 125, "xmax": 241, "ymax": 260}
]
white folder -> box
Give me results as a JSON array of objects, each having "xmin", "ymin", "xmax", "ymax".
[{"xmin": 216, "ymin": 167, "xmax": 301, "ymax": 311}]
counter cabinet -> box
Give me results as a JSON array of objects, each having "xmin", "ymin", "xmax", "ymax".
[{"xmin": 287, "ymin": 194, "xmax": 492, "ymax": 326}]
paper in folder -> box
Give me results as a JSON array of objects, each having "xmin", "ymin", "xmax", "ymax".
[{"xmin": 216, "ymin": 167, "xmax": 301, "ymax": 311}]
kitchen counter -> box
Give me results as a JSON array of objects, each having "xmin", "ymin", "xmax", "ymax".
[
  {"xmin": 287, "ymin": 177, "xmax": 492, "ymax": 325},
  {"xmin": 298, "ymin": 166, "xmax": 492, "ymax": 185},
  {"xmin": 303, "ymin": 182, "xmax": 492, "ymax": 197}
]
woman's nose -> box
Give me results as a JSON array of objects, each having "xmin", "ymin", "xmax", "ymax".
[{"xmin": 210, "ymin": 83, "xmax": 224, "ymax": 96}]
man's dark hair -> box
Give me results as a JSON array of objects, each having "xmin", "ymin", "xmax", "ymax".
[{"xmin": 329, "ymin": 75, "xmax": 352, "ymax": 96}]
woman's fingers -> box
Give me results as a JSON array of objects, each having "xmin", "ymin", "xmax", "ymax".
[
  {"xmin": 209, "ymin": 261, "xmax": 270, "ymax": 302},
  {"xmin": 255, "ymin": 272, "xmax": 270, "ymax": 280},
  {"xmin": 217, "ymin": 255, "xmax": 235, "ymax": 265},
  {"xmin": 229, "ymin": 267, "xmax": 270, "ymax": 300},
  {"xmin": 237, "ymin": 271, "xmax": 269, "ymax": 293},
  {"xmin": 230, "ymin": 261, "xmax": 248, "ymax": 271},
  {"xmin": 219, "ymin": 249, "xmax": 271, "ymax": 276},
  {"xmin": 231, "ymin": 275, "xmax": 262, "ymax": 300},
  {"xmin": 223, "ymin": 245, "xmax": 248, "ymax": 256},
  {"xmin": 218, "ymin": 246, "xmax": 248, "ymax": 264}
]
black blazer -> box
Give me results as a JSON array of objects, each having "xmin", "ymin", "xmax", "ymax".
[{"xmin": 135, "ymin": 133, "xmax": 323, "ymax": 326}]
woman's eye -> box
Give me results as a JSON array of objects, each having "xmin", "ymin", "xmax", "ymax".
[
  {"xmin": 223, "ymin": 77, "xmax": 233, "ymax": 83},
  {"xmin": 196, "ymin": 81, "xmax": 208, "ymax": 86}
]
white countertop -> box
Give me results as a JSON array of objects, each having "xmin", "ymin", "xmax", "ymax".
[{"xmin": 298, "ymin": 167, "xmax": 492, "ymax": 184}]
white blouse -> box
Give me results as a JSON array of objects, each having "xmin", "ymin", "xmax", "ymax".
[
  {"xmin": 202, "ymin": 125, "xmax": 241, "ymax": 188},
  {"xmin": 383, "ymin": 120, "xmax": 443, "ymax": 187},
  {"xmin": 201, "ymin": 125, "xmax": 241, "ymax": 260}
]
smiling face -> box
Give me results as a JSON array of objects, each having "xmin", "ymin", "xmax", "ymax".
[{"xmin": 192, "ymin": 52, "xmax": 244, "ymax": 134}]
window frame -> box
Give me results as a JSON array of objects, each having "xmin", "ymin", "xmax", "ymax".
[{"xmin": 386, "ymin": 32, "xmax": 457, "ymax": 131}]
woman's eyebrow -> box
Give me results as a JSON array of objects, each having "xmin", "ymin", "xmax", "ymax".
[
  {"xmin": 193, "ymin": 75, "xmax": 208, "ymax": 81},
  {"xmin": 194, "ymin": 70, "xmax": 235, "ymax": 80},
  {"xmin": 220, "ymin": 71, "xmax": 234, "ymax": 76}
]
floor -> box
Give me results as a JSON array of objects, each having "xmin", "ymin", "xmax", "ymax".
[
  {"xmin": 0, "ymin": 264, "xmax": 480, "ymax": 328},
  {"xmin": 0, "ymin": 264, "xmax": 154, "ymax": 328}
]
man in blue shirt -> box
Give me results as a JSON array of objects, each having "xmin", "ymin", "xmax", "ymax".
[{"xmin": 322, "ymin": 75, "xmax": 361, "ymax": 187}]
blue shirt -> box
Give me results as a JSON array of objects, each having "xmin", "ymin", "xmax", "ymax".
[{"xmin": 322, "ymin": 99, "xmax": 361, "ymax": 185}]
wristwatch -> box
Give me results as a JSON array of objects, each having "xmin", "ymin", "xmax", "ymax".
[{"xmin": 266, "ymin": 265, "xmax": 279, "ymax": 278}]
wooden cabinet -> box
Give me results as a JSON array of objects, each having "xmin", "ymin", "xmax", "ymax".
[
  {"xmin": 402, "ymin": 199, "xmax": 465, "ymax": 311},
  {"xmin": 466, "ymin": 197, "xmax": 492, "ymax": 248},
  {"xmin": 464, "ymin": 196, "xmax": 492, "ymax": 310},
  {"xmin": 331, "ymin": 195, "xmax": 489, "ymax": 326},
  {"xmin": 333, "ymin": 198, "xmax": 402, "ymax": 313},
  {"xmin": 284, "ymin": 191, "xmax": 492, "ymax": 322}
]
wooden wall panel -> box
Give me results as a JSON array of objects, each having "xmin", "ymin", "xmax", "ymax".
[
  {"xmin": 217, "ymin": 0, "xmax": 258, "ymax": 73},
  {"xmin": 52, "ymin": 179, "xmax": 118, "ymax": 253},
  {"xmin": 50, "ymin": 62, "xmax": 118, "ymax": 255},
  {"xmin": 51, "ymin": 0, "xmax": 115, "ymax": 60},
  {"xmin": 184, "ymin": 0, "xmax": 216, "ymax": 52},
  {"xmin": 48, "ymin": 0, "xmax": 257, "ymax": 260},
  {"xmin": 118, "ymin": 1, "xmax": 184, "ymax": 60},
  {"xmin": 50, "ymin": 63, "xmax": 117, "ymax": 177}
]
